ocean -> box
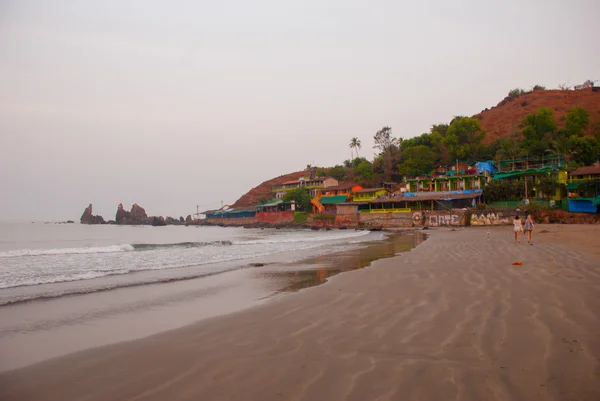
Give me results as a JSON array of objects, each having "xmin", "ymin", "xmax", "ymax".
[
  {"xmin": 0, "ymin": 223, "xmax": 419, "ymax": 371},
  {"xmin": 0, "ymin": 223, "xmax": 380, "ymax": 305}
]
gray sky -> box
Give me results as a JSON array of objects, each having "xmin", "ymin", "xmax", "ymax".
[{"xmin": 1, "ymin": 0, "xmax": 598, "ymax": 221}]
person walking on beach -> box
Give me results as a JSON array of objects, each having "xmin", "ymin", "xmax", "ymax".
[
  {"xmin": 513, "ymin": 215, "xmax": 523, "ymax": 243},
  {"xmin": 524, "ymin": 214, "xmax": 535, "ymax": 244}
]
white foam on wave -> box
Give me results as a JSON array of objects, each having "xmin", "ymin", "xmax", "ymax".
[
  {"xmin": 0, "ymin": 244, "xmax": 135, "ymax": 258},
  {"xmin": 235, "ymin": 230, "xmax": 371, "ymax": 245}
]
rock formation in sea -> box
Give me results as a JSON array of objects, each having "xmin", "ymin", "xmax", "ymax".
[
  {"xmin": 115, "ymin": 203, "xmax": 130, "ymax": 224},
  {"xmin": 113, "ymin": 203, "xmax": 182, "ymax": 226},
  {"xmin": 80, "ymin": 204, "xmax": 106, "ymax": 224},
  {"xmin": 115, "ymin": 203, "xmax": 149, "ymax": 225}
]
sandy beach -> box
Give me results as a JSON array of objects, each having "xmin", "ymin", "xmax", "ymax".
[{"xmin": 1, "ymin": 225, "xmax": 599, "ymax": 401}]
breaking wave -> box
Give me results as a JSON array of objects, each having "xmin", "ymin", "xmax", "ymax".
[{"xmin": 0, "ymin": 241, "xmax": 233, "ymax": 258}]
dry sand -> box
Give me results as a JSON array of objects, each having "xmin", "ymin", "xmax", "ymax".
[{"xmin": 1, "ymin": 225, "xmax": 599, "ymax": 401}]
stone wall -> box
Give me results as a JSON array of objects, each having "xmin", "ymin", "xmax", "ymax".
[
  {"xmin": 469, "ymin": 209, "xmax": 512, "ymax": 226},
  {"xmin": 307, "ymin": 215, "xmax": 359, "ymax": 228},
  {"xmin": 256, "ymin": 211, "xmax": 295, "ymax": 223},
  {"xmin": 358, "ymin": 212, "xmax": 414, "ymax": 228},
  {"xmin": 200, "ymin": 217, "xmax": 256, "ymax": 226}
]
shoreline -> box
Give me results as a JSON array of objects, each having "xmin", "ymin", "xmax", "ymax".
[
  {"xmin": 0, "ymin": 231, "xmax": 418, "ymax": 372},
  {"xmin": 1, "ymin": 225, "xmax": 599, "ymax": 400}
]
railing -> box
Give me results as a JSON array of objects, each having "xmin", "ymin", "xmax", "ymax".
[{"xmin": 272, "ymin": 184, "xmax": 324, "ymax": 192}]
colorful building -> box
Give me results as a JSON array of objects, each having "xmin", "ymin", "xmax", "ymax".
[
  {"xmin": 272, "ymin": 177, "xmax": 339, "ymax": 199},
  {"xmin": 407, "ymin": 174, "xmax": 488, "ymax": 193},
  {"xmin": 352, "ymin": 188, "xmax": 388, "ymax": 202},
  {"xmin": 311, "ymin": 184, "xmax": 363, "ymax": 214},
  {"xmin": 491, "ymin": 155, "xmax": 567, "ymax": 202},
  {"xmin": 567, "ymin": 165, "xmax": 600, "ymax": 213},
  {"xmin": 337, "ymin": 190, "xmax": 483, "ymax": 214}
]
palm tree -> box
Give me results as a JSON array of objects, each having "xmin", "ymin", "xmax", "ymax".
[
  {"xmin": 349, "ymin": 137, "xmax": 361, "ymax": 160},
  {"xmin": 496, "ymin": 136, "xmax": 521, "ymax": 171},
  {"xmin": 547, "ymin": 135, "xmax": 576, "ymax": 166}
]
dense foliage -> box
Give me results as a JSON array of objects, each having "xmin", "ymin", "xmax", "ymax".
[
  {"xmin": 282, "ymin": 188, "xmax": 311, "ymax": 212},
  {"xmin": 310, "ymin": 102, "xmax": 599, "ymax": 189}
]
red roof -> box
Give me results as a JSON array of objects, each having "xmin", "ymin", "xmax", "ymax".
[
  {"xmin": 570, "ymin": 165, "xmax": 600, "ymax": 176},
  {"xmin": 281, "ymin": 180, "xmax": 300, "ymax": 185}
]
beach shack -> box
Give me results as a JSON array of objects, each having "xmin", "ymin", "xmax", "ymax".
[
  {"xmin": 337, "ymin": 190, "xmax": 484, "ymax": 215},
  {"xmin": 352, "ymin": 188, "xmax": 388, "ymax": 202},
  {"xmin": 255, "ymin": 200, "xmax": 296, "ymax": 223},
  {"xmin": 567, "ymin": 165, "xmax": 600, "ymax": 213}
]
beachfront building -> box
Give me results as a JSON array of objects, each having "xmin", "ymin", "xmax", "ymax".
[
  {"xmin": 272, "ymin": 177, "xmax": 339, "ymax": 199},
  {"xmin": 205, "ymin": 208, "xmax": 256, "ymax": 219},
  {"xmin": 352, "ymin": 188, "xmax": 388, "ymax": 202},
  {"xmin": 490, "ymin": 155, "xmax": 567, "ymax": 206},
  {"xmin": 255, "ymin": 199, "xmax": 296, "ymax": 223},
  {"xmin": 311, "ymin": 184, "xmax": 363, "ymax": 214},
  {"xmin": 337, "ymin": 191, "xmax": 483, "ymax": 215},
  {"xmin": 567, "ymin": 165, "xmax": 600, "ymax": 213},
  {"xmin": 406, "ymin": 174, "xmax": 488, "ymax": 193}
]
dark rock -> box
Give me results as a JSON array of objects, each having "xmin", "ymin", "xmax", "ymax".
[
  {"xmin": 80, "ymin": 204, "xmax": 105, "ymax": 225},
  {"xmin": 107, "ymin": 220, "xmax": 116, "ymax": 224},
  {"xmin": 66, "ymin": 220, "xmax": 74, "ymax": 224},
  {"xmin": 520, "ymin": 100, "xmax": 529, "ymax": 107},
  {"xmin": 130, "ymin": 203, "xmax": 148, "ymax": 222},
  {"xmin": 186, "ymin": 215, "xmax": 193, "ymax": 223},
  {"xmin": 151, "ymin": 216, "xmax": 167, "ymax": 226},
  {"xmin": 115, "ymin": 203, "xmax": 130, "ymax": 224},
  {"xmin": 116, "ymin": 203, "xmax": 149, "ymax": 225},
  {"xmin": 165, "ymin": 216, "xmax": 180, "ymax": 225},
  {"xmin": 179, "ymin": 216, "xmax": 184, "ymax": 223}
]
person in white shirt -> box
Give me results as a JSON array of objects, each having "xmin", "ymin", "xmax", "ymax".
[{"xmin": 513, "ymin": 215, "xmax": 523, "ymax": 243}]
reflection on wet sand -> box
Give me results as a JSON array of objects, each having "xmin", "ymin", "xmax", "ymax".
[{"xmin": 262, "ymin": 231, "xmax": 425, "ymax": 293}]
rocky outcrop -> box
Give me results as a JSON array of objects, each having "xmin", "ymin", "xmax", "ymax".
[
  {"xmin": 113, "ymin": 204, "xmax": 183, "ymax": 226},
  {"xmin": 186, "ymin": 215, "xmax": 193, "ymax": 223},
  {"xmin": 115, "ymin": 203, "xmax": 150, "ymax": 225},
  {"xmin": 130, "ymin": 203, "xmax": 148, "ymax": 222},
  {"xmin": 80, "ymin": 204, "xmax": 105, "ymax": 225},
  {"xmin": 115, "ymin": 203, "xmax": 130, "ymax": 224},
  {"xmin": 152, "ymin": 216, "xmax": 167, "ymax": 226},
  {"xmin": 165, "ymin": 216, "xmax": 183, "ymax": 225}
]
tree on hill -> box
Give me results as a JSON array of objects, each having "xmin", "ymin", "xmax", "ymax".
[
  {"xmin": 328, "ymin": 165, "xmax": 347, "ymax": 181},
  {"xmin": 442, "ymin": 117, "xmax": 486, "ymax": 160},
  {"xmin": 521, "ymin": 107, "xmax": 557, "ymax": 157},
  {"xmin": 283, "ymin": 188, "xmax": 311, "ymax": 212},
  {"xmin": 349, "ymin": 137, "xmax": 361, "ymax": 159},
  {"xmin": 494, "ymin": 135, "xmax": 522, "ymax": 168},
  {"xmin": 397, "ymin": 145, "xmax": 436, "ymax": 177},
  {"xmin": 507, "ymin": 88, "xmax": 525, "ymax": 100},
  {"xmin": 373, "ymin": 126, "xmax": 401, "ymax": 181},
  {"xmin": 564, "ymin": 106, "xmax": 590, "ymax": 136},
  {"xmin": 571, "ymin": 136, "xmax": 600, "ymax": 166},
  {"xmin": 354, "ymin": 160, "xmax": 375, "ymax": 185}
]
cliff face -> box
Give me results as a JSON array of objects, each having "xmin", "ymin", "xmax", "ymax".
[
  {"xmin": 475, "ymin": 88, "xmax": 600, "ymax": 143},
  {"xmin": 231, "ymin": 170, "xmax": 309, "ymax": 209}
]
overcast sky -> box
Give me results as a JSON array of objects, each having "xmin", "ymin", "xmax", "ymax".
[{"xmin": 0, "ymin": 0, "xmax": 598, "ymax": 221}]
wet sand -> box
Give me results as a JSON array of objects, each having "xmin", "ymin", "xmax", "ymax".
[
  {"xmin": 1, "ymin": 225, "xmax": 599, "ymax": 401},
  {"xmin": 0, "ymin": 232, "xmax": 418, "ymax": 372}
]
